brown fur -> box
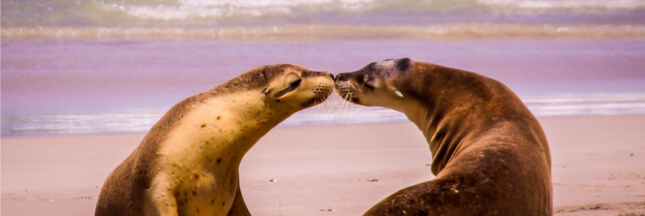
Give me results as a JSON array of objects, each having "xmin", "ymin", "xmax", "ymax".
[{"xmin": 335, "ymin": 59, "xmax": 552, "ymax": 216}]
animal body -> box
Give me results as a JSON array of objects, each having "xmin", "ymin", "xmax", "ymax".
[
  {"xmin": 335, "ymin": 58, "xmax": 552, "ymax": 216},
  {"xmin": 96, "ymin": 64, "xmax": 334, "ymax": 216}
]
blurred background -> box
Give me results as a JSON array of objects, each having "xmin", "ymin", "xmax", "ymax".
[{"xmin": 2, "ymin": 0, "xmax": 645, "ymax": 136}]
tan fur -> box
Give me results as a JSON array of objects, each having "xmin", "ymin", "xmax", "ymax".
[{"xmin": 96, "ymin": 64, "xmax": 333, "ymax": 216}]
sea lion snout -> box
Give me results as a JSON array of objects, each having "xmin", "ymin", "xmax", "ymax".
[
  {"xmin": 333, "ymin": 71, "xmax": 363, "ymax": 83},
  {"xmin": 334, "ymin": 73, "xmax": 347, "ymax": 82},
  {"xmin": 301, "ymin": 70, "xmax": 334, "ymax": 78},
  {"xmin": 334, "ymin": 71, "xmax": 366, "ymax": 104}
]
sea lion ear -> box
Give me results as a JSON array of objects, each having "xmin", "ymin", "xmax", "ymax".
[{"xmin": 394, "ymin": 89, "xmax": 404, "ymax": 98}]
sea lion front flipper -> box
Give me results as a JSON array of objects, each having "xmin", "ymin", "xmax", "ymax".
[
  {"xmin": 227, "ymin": 184, "xmax": 252, "ymax": 216},
  {"xmin": 147, "ymin": 173, "xmax": 179, "ymax": 216}
]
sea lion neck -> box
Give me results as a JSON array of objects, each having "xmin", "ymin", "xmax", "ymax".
[
  {"xmin": 157, "ymin": 90, "xmax": 293, "ymax": 170},
  {"xmin": 199, "ymin": 91, "xmax": 294, "ymax": 154},
  {"xmin": 394, "ymin": 65, "xmax": 506, "ymax": 175}
]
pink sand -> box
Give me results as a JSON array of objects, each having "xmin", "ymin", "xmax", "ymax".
[{"xmin": 2, "ymin": 115, "xmax": 645, "ymax": 215}]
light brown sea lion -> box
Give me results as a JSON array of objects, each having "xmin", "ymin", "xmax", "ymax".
[
  {"xmin": 334, "ymin": 58, "xmax": 552, "ymax": 215},
  {"xmin": 96, "ymin": 64, "xmax": 334, "ymax": 216}
]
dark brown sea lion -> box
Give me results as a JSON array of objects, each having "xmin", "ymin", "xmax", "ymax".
[
  {"xmin": 334, "ymin": 58, "xmax": 552, "ymax": 215},
  {"xmin": 96, "ymin": 64, "xmax": 334, "ymax": 216}
]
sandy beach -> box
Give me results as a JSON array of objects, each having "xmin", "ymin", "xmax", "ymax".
[
  {"xmin": 2, "ymin": 115, "xmax": 644, "ymax": 215},
  {"xmin": 3, "ymin": 0, "xmax": 645, "ymax": 215}
]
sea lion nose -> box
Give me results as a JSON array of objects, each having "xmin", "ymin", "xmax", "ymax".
[{"xmin": 334, "ymin": 73, "xmax": 347, "ymax": 82}]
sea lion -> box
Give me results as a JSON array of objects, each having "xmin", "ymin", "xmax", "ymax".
[
  {"xmin": 334, "ymin": 58, "xmax": 552, "ymax": 215},
  {"xmin": 96, "ymin": 64, "xmax": 334, "ymax": 216}
]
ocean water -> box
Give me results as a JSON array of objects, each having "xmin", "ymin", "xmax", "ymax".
[
  {"xmin": 4, "ymin": 0, "xmax": 645, "ymax": 27},
  {"xmin": 2, "ymin": 0, "xmax": 645, "ymax": 136},
  {"xmin": 4, "ymin": 0, "xmax": 645, "ymax": 39},
  {"xmin": 3, "ymin": 94, "xmax": 645, "ymax": 136}
]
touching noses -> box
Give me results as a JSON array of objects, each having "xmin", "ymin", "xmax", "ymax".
[{"xmin": 334, "ymin": 73, "xmax": 348, "ymax": 82}]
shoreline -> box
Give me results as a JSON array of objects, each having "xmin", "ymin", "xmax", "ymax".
[{"xmin": 3, "ymin": 115, "xmax": 645, "ymax": 215}]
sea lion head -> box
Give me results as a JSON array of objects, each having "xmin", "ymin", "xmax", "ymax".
[
  {"xmin": 259, "ymin": 64, "xmax": 335, "ymax": 108},
  {"xmin": 334, "ymin": 58, "xmax": 413, "ymax": 110}
]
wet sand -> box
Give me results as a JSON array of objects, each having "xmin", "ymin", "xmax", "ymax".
[{"xmin": 2, "ymin": 115, "xmax": 645, "ymax": 215}]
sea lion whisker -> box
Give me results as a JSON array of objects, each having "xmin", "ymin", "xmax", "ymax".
[
  {"xmin": 321, "ymin": 90, "xmax": 338, "ymax": 117},
  {"xmin": 335, "ymin": 91, "xmax": 353, "ymax": 122}
]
